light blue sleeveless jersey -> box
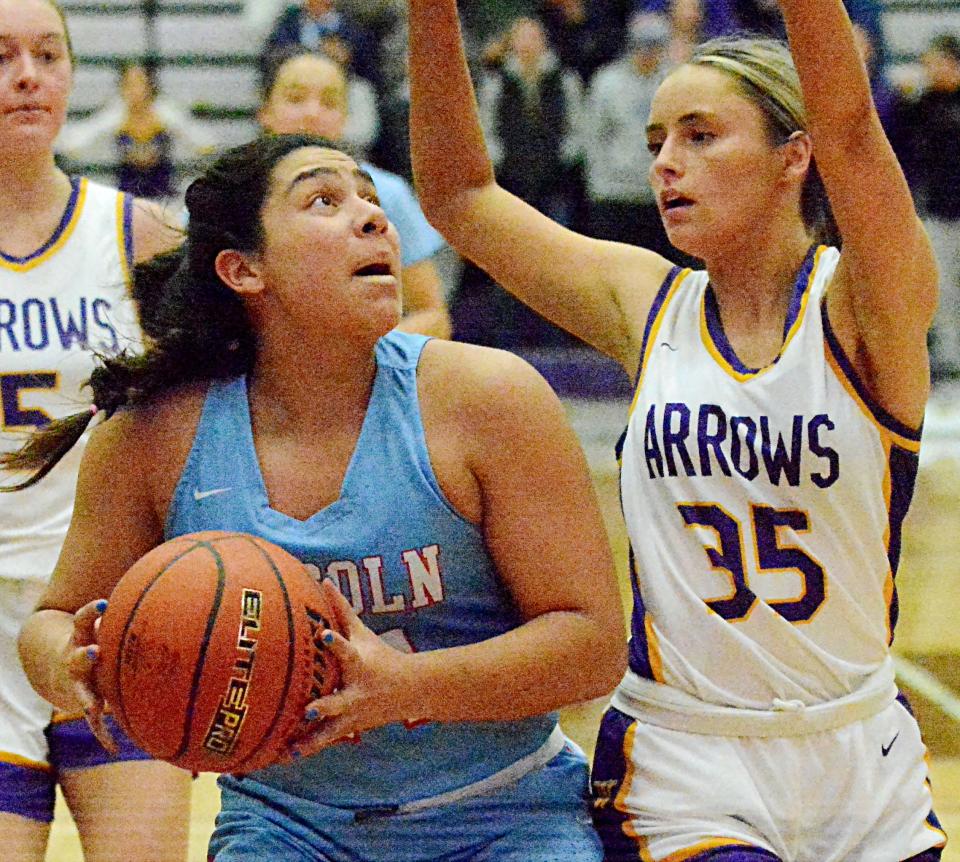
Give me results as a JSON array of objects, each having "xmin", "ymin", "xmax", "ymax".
[{"xmin": 165, "ymin": 331, "xmax": 557, "ymax": 807}]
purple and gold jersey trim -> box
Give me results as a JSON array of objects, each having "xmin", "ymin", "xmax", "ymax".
[
  {"xmin": 821, "ymin": 299, "xmax": 922, "ymax": 644},
  {"xmin": 0, "ymin": 751, "xmax": 51, "ymax": 772},
  {"xmin": 611, "ymin": 719, "xmax": 755, "ymax": 862},
  {"xmin": 50, "ymin": 710, "xmax": 86, "ymax": 724},
  {"xmin": 620, "ymin": 265, "xmax": 688, "ymax": 683},
  {"xmin": 0, "ymin": 178, "xmax": 87, "ymax": 272},
  {"xmin": 700, "ymin": 244, "xmax": 823, "ymax": 382},
  {"xmin": 612, "ymin": 721, "xmax": 645, "ymax": 853},
  {"xmin": 882, "ymin": 439, "xmax": 919, "ymax": 644},
  {"xmin": 628, "ymin": 266, "xmax": 692, "ymax": 418},
  {"xmin": 118, "ymin": 192, "xmax": 135, "ymax": 287},
  {"xmin": 925, "ymin": 811, "xmax": 948, "ymax": 848},
  {"xmin": 821, "ymin": 303, "xmax": 922, "ymax": 452},
  {"xmin": 624, "ymin": 547, "xmax": 665, "ymax": 683},
  {"xmin": 653, "ymin": 838, "xmax": 757, "ymax": 861}
]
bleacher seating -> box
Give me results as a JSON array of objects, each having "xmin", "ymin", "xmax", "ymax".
[
  {"xmin": 64, "ymin": 11, "xmax": 148, "ymax": 58},
  {"xmin": 158, "ymin": 64, "xmax": 260, "ymax": 111},
  {"xmin": 155, "ymin": 13, "xmax": 256, "ymax": 58}
]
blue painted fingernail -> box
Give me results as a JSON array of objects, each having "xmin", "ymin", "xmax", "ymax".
[
  {"xmin": 322, "ymin": 631, "xmax": 334, "ymax": 644},
  {"xmin": 86, "ymin": 646, "xmax": 97, "ymax": 660},
  {"xmin": 305, "ymin": 708, "xmax": 319, "ymax": 721},
  {"xmin": 95, "ymin": 599, "xmax": 108, "ymax": 613}
]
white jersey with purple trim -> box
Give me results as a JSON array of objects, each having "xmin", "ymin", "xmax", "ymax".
[
  {"xmin": 0, "ymin": 178, "xmax": 140, "ymax": 583},
  {"xmin": 617, "ymin": 244, "xmax": 921, "ymax": 720}
]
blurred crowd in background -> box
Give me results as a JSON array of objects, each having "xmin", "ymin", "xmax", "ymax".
[{"xmin": 55, "ymin": 0, "xmax": 960, "ymax": 383}]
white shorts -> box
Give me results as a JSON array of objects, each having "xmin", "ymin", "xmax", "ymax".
[
  {"xmin": 0, "ymin": 577, "xmax": 55, "ymax": 766},
  {"xmin": 591, "ymin": 699, "xmax": 946, "ymax": 861}
]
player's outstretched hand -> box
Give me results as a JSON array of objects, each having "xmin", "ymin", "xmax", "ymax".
[
  {"xmin": 291, "ymin": 580, "xmax": 422, "ymax": 757},
  {"xmin": 66, "ymin": 598, "xmax": 118, "ymax": 754}
]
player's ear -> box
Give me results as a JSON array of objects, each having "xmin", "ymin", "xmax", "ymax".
[
  {"xmin": 780, "ymin": 130, "xmax": 813, "ymax": 183},
  {"xmin": 215, "ymin": 249, "xmax": 265, "ymax": 297}
]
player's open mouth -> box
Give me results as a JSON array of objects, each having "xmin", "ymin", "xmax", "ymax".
[
  {"xmin": 353, "ymin": 263, "xmax": 392, "ymax": 277},
  {"xmin": 662, "ymin": 195, "xmax": 695, "ymax": 211}
]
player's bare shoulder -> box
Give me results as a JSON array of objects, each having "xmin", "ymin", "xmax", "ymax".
[
  {"xmin": 415, "ymin": 339, "xmax": 572, "ymax": 524},
  {"xmin": 419, "ymin": 339, "xmax": 559, "ymax": 425},
  {"xmin": 87, "ymin": 381, "xmax": 208, "ymax": 511}
]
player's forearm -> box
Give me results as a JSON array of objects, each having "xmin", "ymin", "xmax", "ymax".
[
  {"xmin": 407, "ymin": 0, "xmax": 495, "ymax": 218},
  {"xmin": 408, "ymin": 610, "xmax": 626, "ymax": 723},
  {"xmin": 18, "ymin": 609, "xmax": 84, "ymax": 712},
  {"xmin": 778, "ymin": 0, "xmax": 875, "ymax": 136}
]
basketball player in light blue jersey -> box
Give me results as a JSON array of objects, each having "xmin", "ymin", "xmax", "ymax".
[
  {"xmin": 0, "ymin": 1, "xmax": 190, "ymax": 859},
  {"xmin": 405, "ymin": 0, "xmax": 945, "ymax": 860},
  {"xmin": 11, "ymin": 134, "xmax": 628, "ymax": 862}
]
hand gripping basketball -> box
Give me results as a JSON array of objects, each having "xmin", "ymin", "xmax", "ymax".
[
  {"xmin": 95, "ymin": 531, "xmax": 341, "ymax": 774},
  {"xmin": 290, "ymin": 580, "xmax": 427, "ymax": 758},
  {"xmin": 66, "ymin": 598, "xmax": 118, "ymax": 754}
]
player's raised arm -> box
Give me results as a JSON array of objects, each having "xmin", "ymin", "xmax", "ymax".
[
  {"xmin": 779, "ymin": 0, "xmax": 937, "ymax": 423},
  {"xmin": 407, "ymin": 0, "xmax": 671, "ymax": 375}
]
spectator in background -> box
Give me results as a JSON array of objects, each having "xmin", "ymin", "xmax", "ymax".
[
  {"xmin": 314, "ymin": 37, "xmax": 380, "ymax": 156},
  {"xmin": 261, "ymin": 0, "xmax": 380, "ymax": 92},
  {"xmin": 459, "ymin": 15, "xmax": 583, "ymax": 349},
  {"xmin": 896, "ymin": 34, "xmax": 960, "ymax": 382},
  {"xmin": 57, "ymin": 61, "xmax": 213, "ymax": 199},
  {"xmin": 478, "ymin": 16, "xmax": 583, "ymax": 221},
  {"xmin": 583, "ymin": 13, "xmax": 677, "ymax": 260},
  {"xmin": 457, "ymin": 0, "xmax": 534, "ymax": 49},
  {"xmin": 258, "ymin": 52, "xmax": 451, "ymax": 339},
  {"xmin": 536, "ymin": 0, "xmax": 633, "ymax": 83},
  {"xmin": 638, "ymin": 0, "xmax": 887, "ymax": 67}
]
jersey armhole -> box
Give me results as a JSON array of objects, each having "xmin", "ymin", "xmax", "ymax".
[
  {"xmin": 117, "ymin": 192, "xmax": 135, "ymax": 289},
  {"xmin": 632, "ymin": 266, "xmax": 690, "ymax": 394},
  {"xmin": 821, "ymin": 300, "xmax": 922, "ymax": 450}
]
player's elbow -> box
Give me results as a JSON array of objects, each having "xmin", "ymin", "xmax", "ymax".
[
  {"xmin": 577, "ymin": 614, "xmax": 628, "ymax": 701},
  {"xmin": 418, "ymin": 185, "xmax": 495, "ymax": 246}
]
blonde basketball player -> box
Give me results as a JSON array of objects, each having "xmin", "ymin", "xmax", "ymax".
[
  {"xmin": 406, "ymin": 0, "xmax": 945, "ymax": 858},
  {"xmin": 0, "ymin": 1, "xmax": 190, "ymax": 860}
]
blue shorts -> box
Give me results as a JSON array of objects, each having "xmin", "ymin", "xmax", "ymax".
[
  {"xmin": 0, "ymin": 715, "xmax": 153, "ymax": 823},
  {"xmin": 209, "ymin": 746, "xmax": 602, "ymax": 862}
]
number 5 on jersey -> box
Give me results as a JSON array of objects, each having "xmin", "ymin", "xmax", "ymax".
[
  {"xmin": 1, "ymin": 372, "xmax": 56, "ymax": 431},
  {"xmin": 677, "ymin": 502, "xmax": 826, "ymax": 623}
]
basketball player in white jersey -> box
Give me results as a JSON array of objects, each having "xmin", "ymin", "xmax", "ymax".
[
  {"xmin": 0, "ymin": 1, "xmax": 191, "ymax": 860},
  {"xmin": 405, "ymin": 0, "xmax": 945, "ymax": 858}
]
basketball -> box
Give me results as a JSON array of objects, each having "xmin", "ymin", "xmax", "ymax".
[{"xmin": 95, "ymin": 531, "xmax": 341, "ymax": 774}]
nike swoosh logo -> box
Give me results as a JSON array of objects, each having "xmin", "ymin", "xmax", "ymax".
[
  {"xmin": 881, "ymin": 731, "xmax": 900, "ymax": 756},
  {"xmin": 193, "ymin": 487, "xmax": 232, "ymax": 501}
]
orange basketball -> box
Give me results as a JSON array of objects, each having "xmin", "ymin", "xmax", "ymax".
[{"xmin": 95, "ymin": 531, "xmax": 341, "ymax": 774}]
